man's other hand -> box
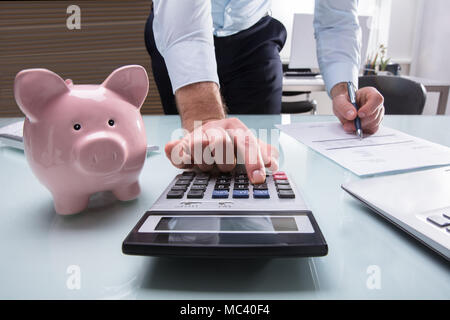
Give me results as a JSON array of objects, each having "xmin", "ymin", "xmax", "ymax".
[{"xmin": 331, "ymin": 83, "xmax": 385, "ymax": 135}]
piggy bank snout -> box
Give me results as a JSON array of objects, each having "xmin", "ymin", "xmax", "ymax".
[{"xmin": 77, "ymin": 134, "xmax": 127, "ymax": 174}]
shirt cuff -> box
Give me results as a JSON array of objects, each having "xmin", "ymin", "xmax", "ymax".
[
  {"xmin": 321, "ymin": 62, "xmax": 359, "ymax": 96},
  {"xmin": 163, "ymin": 40, "xmax": 220, "ymax": 94}
]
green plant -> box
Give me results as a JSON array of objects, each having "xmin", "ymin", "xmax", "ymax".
[
  {"xmin": 378, "ymin": 44, "xmax": 391, "ymax": 71},
  {"xmin": 366, "ymin": 44, "xmax": 391, "ymax": 73}
]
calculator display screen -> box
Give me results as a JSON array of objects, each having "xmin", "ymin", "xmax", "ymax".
[{"xmin": 154, "ymin": 216, "xmax": 298, "ymax": 232}]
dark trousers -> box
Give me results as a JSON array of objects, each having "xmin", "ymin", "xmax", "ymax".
[{"xmin": 144, "ymin": 13, "xmax": 287, "ymax": 115}]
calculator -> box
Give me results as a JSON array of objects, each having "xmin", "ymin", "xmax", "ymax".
[{"xmin": 122, "ymin": 166, "xmax": 328, "ymax": 258}]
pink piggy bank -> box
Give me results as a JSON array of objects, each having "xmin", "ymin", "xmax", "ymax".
[{"xmin": 14, "ymin": 65, "xmax": 149, "ymax": 215}]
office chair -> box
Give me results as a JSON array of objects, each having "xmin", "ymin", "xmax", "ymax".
[
  {"xmin": 281, "ymin": 64, "xmax": 317, "ymax": 114},
  {"xmin": 358, "ymin": 75, "xmax": 427, "ymax": 115}
]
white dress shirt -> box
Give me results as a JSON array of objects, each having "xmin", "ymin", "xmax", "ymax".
[{"xmin": 152, "ymin": 0, "xmax": 361, "ymax": 96}]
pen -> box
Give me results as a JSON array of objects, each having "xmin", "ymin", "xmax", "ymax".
[{"xmin": 347, "ymin": 81, "xmax": 363, "ymax": 140}]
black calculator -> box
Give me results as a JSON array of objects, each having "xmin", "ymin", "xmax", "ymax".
[{"xmin": 122, "ymin": 166, "xmax": 327, "ymax": 258}]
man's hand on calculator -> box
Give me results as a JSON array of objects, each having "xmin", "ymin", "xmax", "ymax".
[{"xmin": 165, "ymin": 118, "xmax": 279, "ymax": 184}]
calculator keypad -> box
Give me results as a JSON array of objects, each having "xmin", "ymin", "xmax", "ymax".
[
  {"xmin": 212, "ymin": 190, "xmax": 229, "ymax": 198},
  {"xmin": 276, "ymin": 184, "xmax": 292, "ymax": 190},
  {"xmin": 193, "ymin": 179, "xmax": 209, "ymax": 185},
  {"xmin": 253, "ymin": 189, "xmax": 270, "ymax": 198},
  {"xmin": 277, "ymin": 190, "xmax": 296, "ymax": 199},
  {"xmin": 166, "ymin": 190, "xmax": 185, "ymax": 199},
  {"xmin": 187, "ymin": 190, "xmax": 204, "ymax": 199},
  {"xmin": 190, "ymin": 185, "xmax": 206, "ymax": 191},
  {"xmin": 233, "ymin": 190, "xmax": 249, "ymax": 198},
  {"xmin": 215, "ymin": 184, "xmax": 230, "ymax": 191},
  {"xmin": 253, "ymin": 183, "xmax": 268, "ymax": 190},
  {"xmin": 170, "ymin": 185, "xmax": 188, "ymax": 191},
  {"xmin": 274, "ymin": 172, "xmax": 295, "ymax": 199},
  {"xmin": 166, "ymin": 170, "xmax": 295, "ymax": 200},
  {"xmin": 175, "ymin": 180, "xmax": 191, "ymax": 186}
]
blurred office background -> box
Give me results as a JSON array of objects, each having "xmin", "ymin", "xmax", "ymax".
[
  {"xmin": 273, "ymin": 0, "xmax": 450, "ymax": 116},
  {"xmin": 0, "ymin": 0, "xmax": 449, "ymax": 117}
]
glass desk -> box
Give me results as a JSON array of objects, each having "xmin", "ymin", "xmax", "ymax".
[{"xmin": 0, "ymin": 115, "xmax": 449, "ymax": 299}]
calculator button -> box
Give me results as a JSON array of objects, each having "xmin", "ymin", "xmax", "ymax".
[
  {"xmin": 234, "ymin": 184, "xmax": 248, "ymax": 190},
  {"xmin": 253, "ymin": 184, "xmax": 268, "ymax": 190},
  {"xmin": 193, "ymin": 179, "xmax": 209, "ymax": 185},
  {"xmin": 233, "ymin": 190, "xmax": 249, "ymax": 198},
  {"xmin": 167, "ymin": 190, "xmax": 184, "ymax": 199},
  {"xmin": 212, "ymin": 190, "xmax": 229, "ymax": 199},
  {"xmin": 170, "ymin": 185, "xmax": 187, "ymax": 191},
  {"xmin": 276, "ymin": 184, "xmax": 292, "ymax": 190},
  {"xmin": 178, "ymin": 177, "xmax": 193, "ymax": 182},
  {"xmin": 175, "ymin": 180, "xmax": 191, "ymax": 186},
  {"xmin": 235, "ymin": 179, "xmax": 248, "ymax": 185},
  {"xmin": 253, "ymin": 190, "xmax": 270, "ymax": 199},
  {"xmin": 252, "ymin": 180, "xmax": 266, "ymax": 185},
  {"xmin": 187, "ymin": 190, "xmax": 204, "ymax": 199},
  {"xmin": 278, "ymin": 190, "xmax": 295, "ymax": 198},
  {"xmin": 217, "ymin": 179, "xmax": 231, "ymax": 185},
  {"xmin": 214, "ymin": 184, "xmax": 230, "ymax": 191},
  {"xmin": 273, "ymin": 175, "xmax": 288, "ymax": 180},
  {"xmin": 273, "ymin": 171, "xmax": 286, "ymax": 176},
  {"xmin": 275, "ymin": 180, "xmax": 290, "ymax": 185},
  {"xmin": 427, "ymin": 215, "xmax": 450, "ymax": 227},
  {"xmin": 190, "ymin": 185, "xmax": 206, "ymax": 191},
  {"xmin": 218, "ymin": 173, "xmax": 231, "ymax": 179},
  {"xmin": 196, "ymin": 173, "xmax": 210, "ymax": 179},
  {"xmin": 182, "ymin": 171, "xmax": 196, "ymax": 177},
  {"xmin": 235, "ymin": 174, "xmax": 247, "ymax": 180}
]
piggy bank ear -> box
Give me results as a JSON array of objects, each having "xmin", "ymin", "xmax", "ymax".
[
  {"xmin": 14, "ymin": 69, "xmax": 69, "ymax": 122},
  {"xmin": 102, "ymin": 65, "xmax": 149, "ymax": 109}
]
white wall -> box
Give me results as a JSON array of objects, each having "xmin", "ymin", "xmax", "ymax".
[
  {"xmin": 387, "ymin": 0, "xmax": 419, "ymax": 64},
  {"xmin": 410, "ymin": 0, "xmax": 450, "ymax": 115}
]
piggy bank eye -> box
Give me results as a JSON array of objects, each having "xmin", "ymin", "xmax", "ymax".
[
  {"xmin": 73, "ymin": 123, "xmax": 81, "ymax": 131},
  {"xmin": 108, "ymin": 119, "xmax": 115, "ymax": 126}
]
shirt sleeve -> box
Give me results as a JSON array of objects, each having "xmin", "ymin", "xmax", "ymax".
[
  {"xmin": 152, "ymin": 0, "xmax": 219, "ymax": 94},
  {"xmin": 313, "ymin": 0, "xmax": 361, "ymax": 96}
]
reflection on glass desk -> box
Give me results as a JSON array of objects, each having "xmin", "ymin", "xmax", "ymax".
[{"xmin": 0, "ymin": 115, "xmax": 449, "ymax": 299}]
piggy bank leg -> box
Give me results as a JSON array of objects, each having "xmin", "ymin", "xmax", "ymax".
[
  {"xmin": 52, "ymin": 193, "xmax": 90, "ymax": 215},
  {"xmin": 112, "ymin": 181, "xmax": 141, "ymax": 201}
]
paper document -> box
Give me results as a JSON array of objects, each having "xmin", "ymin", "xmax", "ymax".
[{"xmin": 276, "ymin": 121, "xmax": 450, "ymax": 176}]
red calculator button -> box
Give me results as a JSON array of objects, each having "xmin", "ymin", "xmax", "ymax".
[{"xmin": 273, "ymin": 175, "xmax": 288, "ymax": 180}]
